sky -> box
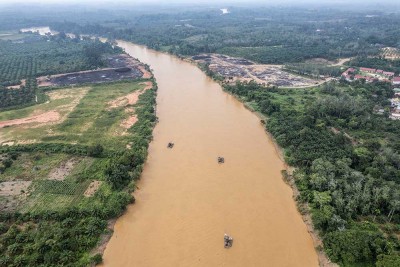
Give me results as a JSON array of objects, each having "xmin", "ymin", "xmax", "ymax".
[
  {"xmin": 0, "ymin": 0, "xmax": 398, "ymax": 3},
  {"xmin": 0, "ymin": 0, "xmax": 399, "ymax": 9}
]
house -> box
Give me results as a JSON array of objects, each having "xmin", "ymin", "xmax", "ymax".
[
  {"xmin": 376, "ymin": 69, "xmax": 384, "ymax": 74},
  {"xmin": 342, "ymin": 68, "xmax": 355, "ymax": 77},
  {"xmin": 354, "ymin": 74, "xmax": 366, "ymax": 80},
  {"xmin": 347, "ymin": 68, "xmax": 356, "ymax": 73},
  {"xmin": 365, "ymin": 76, "xmax": 375, "ymax": 83},
  {"xmin": 342, "ymin": 74, "xmax": 352, "ymax": 81},
  {"xmin": 383, "ymin": 71, "xmax": 395, "ymax": 77},
  {"xmin": 360, "ymin": 67, "xmax": 376, "ymax": 73},
  {"xmin": 393, "ymin": 77, "xmax": 400, "ymax": 85}
]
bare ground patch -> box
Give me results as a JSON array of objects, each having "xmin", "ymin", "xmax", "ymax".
[
  {"xmin": 108, "ymin": 82, "xmax": 152, "ymax": 109},
  {"xmin": 0, "ymin": 87, "xmax": 89, "ymax": 144},
  {"xmin": 138, "ymin": 65, "xmax": 152, "ymax": 79},
  {"xmin": 192, "ymin": 53, "xmax": 320, "ymax": 88},
  {"xmin": 0, "ymin": 178, "xmax": 32, "ymax": 211},
  {"xmin": 0, "ymin": 110, "xmax": 61, "ymax": 128},
  {"xmin": 109, "ymin": 81, "xmax": 153, "ymax": 135},
  {"xmin": 120, "ymin": 116, "xmax": 138, "ymax": 130},
  {"xmin": 0, "ymin": 181, "xmax": 32, "ymax": 196},
  {"xmin": 6, "ymin": 79, "xmax": 26, "ymax": 89},
  {"xmin": 84, "ymin": 180, "xmax": 102, "ymax": 197},
  {"xmin": 47, "ymin": 158, "xmax": 80, "ymax": 181}
]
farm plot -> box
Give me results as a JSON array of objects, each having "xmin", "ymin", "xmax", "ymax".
[
  {"xmin": 19, "ymin": 179, "xmax": 91, "ymax": 213},
  {"xmin": 381, "ymin": 47, "xmax": 400, "ymax": 60},
  {"xmin": 0, "ymin": 151, "xmax": 103, "ymax": 212},
  {"xmin": 0, "ymin": 153, "xmax": 71, "ymax": 182}
]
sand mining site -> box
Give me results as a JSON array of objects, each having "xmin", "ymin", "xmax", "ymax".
[
  {"xmin": 192, "ymin": 53, "xmax": 320, "ymax": 88},
  {"xmin": 37, "ymin": 54, "xmax": 151, "ymax": 87}
]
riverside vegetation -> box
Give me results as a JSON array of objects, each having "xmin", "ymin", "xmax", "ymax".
[{"xmin": 223, "ymin": 80, "xmax": 400, "ymax": 266}]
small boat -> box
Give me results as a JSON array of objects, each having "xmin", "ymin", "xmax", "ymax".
[
  {"xmin": 224, "ymin": 233, "xmax": 233, "ymax": 248},
  {"xmin": 167, "ymin": 142, "xmax": 174, "ymax": 148},
  {"xmin": 218, "ymin": 157, "xmax": 224, "ymax": 164}
]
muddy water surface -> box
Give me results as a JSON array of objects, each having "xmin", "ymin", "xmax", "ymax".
[{"xmin": 102, "ymin": 40, "xmax": 319, "ymax": 266}]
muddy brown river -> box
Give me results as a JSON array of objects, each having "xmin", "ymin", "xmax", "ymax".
[{"xmin": 101, "ymin": 40, "xmax": 319, "ymax": 266}]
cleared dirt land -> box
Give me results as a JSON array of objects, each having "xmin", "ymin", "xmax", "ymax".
[
  {"xmin": 192, "ymin": 53, "xmax": 320, "ymax": 87},
  {"xmin": 0, "ymin": 81, "xmax": 150, "ymax": 148}
]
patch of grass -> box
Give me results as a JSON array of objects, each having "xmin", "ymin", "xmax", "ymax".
[
  {"xmin": 0, "ymin": 152, "xmax": 70, "ymax": 182},
  {"xmin": 0, "ymin": 82, "xmax": 150, "ymax": 148},
  {"xmin": 53, "ymin": 81, "xmax": 147, "ymax": 149}
]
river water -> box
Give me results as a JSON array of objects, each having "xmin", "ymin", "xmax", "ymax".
[{"xmin": 101, "ymin": 40, "xmax": 319, "ymax": 266}]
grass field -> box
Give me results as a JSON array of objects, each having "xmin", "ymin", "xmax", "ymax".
[
  {"xmin": 19, "ymin": 179, "xmax": 91, "ymax": 213},
  {"xmin": 0, "ymin": 81, "xmax": 150, "ymax": 149},
  {"xmin": 0, "ymin": 152, "xmax": 70, "ymax": 182}
]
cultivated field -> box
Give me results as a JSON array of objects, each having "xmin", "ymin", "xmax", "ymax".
[{"xmin": 381, "ymin": 47, "xmax": 400, "ymax": 60}]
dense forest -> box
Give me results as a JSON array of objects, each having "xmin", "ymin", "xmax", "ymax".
[
  {"xmin": 45, "ymin": 7, "xmax": 400, "ymax": 64},
  {"xmin": 223, "ymin": 80, "xmax": 400, "ymax": 266},
  {"xmin": 1, "ymin": 5, "xmax": 400, "ymax": 65}
]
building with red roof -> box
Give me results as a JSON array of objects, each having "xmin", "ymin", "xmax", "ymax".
[
  {"xmin": 354, "ymin": 75, "xmax": 366, "ymax": 80},
  {"xmin": 360, "ymin": 67, "xmax": 376, "ymax": 73},
  {"xmin": 383, "ymin": 71, "xmax": 395, "ymax": 77},
  {"xmin": 393, "ymin": 77, "xmax": 400, "ymax": 85}
]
